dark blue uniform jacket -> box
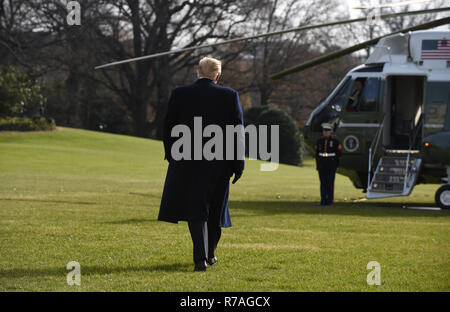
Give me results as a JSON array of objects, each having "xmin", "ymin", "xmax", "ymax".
[{"xmin": 315, "ymin": 136, "xmax": 342, "ymax": 171}]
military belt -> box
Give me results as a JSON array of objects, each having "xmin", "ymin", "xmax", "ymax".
[{"xmin": 318, "ymin": 153, "xmax": 336, "ymax": 157}]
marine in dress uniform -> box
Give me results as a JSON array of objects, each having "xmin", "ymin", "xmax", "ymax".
[{"xmin": 315, "ymin": 123, "xmax": 342, "ymax": 205}]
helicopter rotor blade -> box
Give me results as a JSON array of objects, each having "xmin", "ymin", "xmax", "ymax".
[
  {"xmin": 268, "ymin": 16, "xmax": 450, "ymax": 81},
  {"xmin": 95, "ymin": 7, "xmax": 450, "ymax": 70}
]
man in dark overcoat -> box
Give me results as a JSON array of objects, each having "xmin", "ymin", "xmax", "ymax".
[{"xmin": 158, "ymin": 57, "xmax": 245, "ymax": 272}]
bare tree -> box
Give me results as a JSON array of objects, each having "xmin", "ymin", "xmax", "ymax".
[
  {"xmin": 0, "ymin": 0, "xmax": 254, "ymax": 137},
  {"xmin": 0, "ymin": 0, "xmax": 39, "ymax": 68},
  {"xmin": 88, "ymin": 0, "xmax": 254, "ymax": 138},
  {"xmin": 341, "ymin": 0, "xmax": 448, "ymax": 58}
]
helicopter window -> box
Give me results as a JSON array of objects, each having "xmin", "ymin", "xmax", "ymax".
[
  {"xmin": 346, "ymin": 78, "xmax": 366, "ymax": 112},
  {"xmin": 329, "ymin": 76, "xmax": 352, "ymax": 112},
  {"xmin": 309, "ymin": 76, "xmax": 351, "ymax": 131},
  {"xmin": 424, "ymin": 81, "xmax": 449, "ymax": 135},
  {"xmin": 346, "ymin": 77, "xmax": 380, "ymax": 112},
  {"xmin": 359, "ymin": 77, "xmax": 380, "ymax": 112}
]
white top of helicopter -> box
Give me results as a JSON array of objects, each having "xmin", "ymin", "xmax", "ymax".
[
  {"xmin": 351, "ymin": 30, "xmax": 450, "ymax": 81},
  {"xmin": 364, "ymin": 30, "xmax": 450, "ymax": 75}
]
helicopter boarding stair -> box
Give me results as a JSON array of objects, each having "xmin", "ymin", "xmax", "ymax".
[{"xmin": 366, "ymin": 118, "xmax": 423, "ymax": 199}]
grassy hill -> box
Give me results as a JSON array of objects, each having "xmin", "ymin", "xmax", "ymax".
[{"xmin": 0, "ymin": 127, "xmax": 449, "ymax": 291}]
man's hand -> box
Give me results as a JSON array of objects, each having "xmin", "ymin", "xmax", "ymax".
[{"xmin": 232, "ymin": 172, "xmax": 242, "ymax": 184}]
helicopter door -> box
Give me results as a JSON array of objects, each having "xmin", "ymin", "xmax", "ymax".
[{"xmin": 384, "ymin": 76, "xmax": 425, "ymax": 150}]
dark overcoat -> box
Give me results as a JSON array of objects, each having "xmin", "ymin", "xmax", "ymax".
[{"xmin": 158, "ymin": 78, "xmax": 245, "ymax": 228}]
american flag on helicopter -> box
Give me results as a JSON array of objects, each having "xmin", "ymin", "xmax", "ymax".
[{"xmin": 421, "ymin": 39, "xmax": 450, "ymax": 60}]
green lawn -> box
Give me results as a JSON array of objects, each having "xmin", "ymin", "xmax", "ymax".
[{"xmin": 0, "ymin": 127, "xmax": 449, "ymax": 291}]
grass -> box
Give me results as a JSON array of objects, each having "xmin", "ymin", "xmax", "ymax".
[{"xmin": 0, "ymin": 126, "xmax": 449, "ymax": 291}]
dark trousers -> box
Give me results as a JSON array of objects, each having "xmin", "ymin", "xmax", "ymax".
[
  {"xmin": 187, "ymin": 170, "xmax": 229, "ymax": 264},
  {"xmin": 188, "ymin": 186, "xmax": 223, "ymax": 263},
  {"xmin": 318, "ymin": 168, "xmax": 336, "ymax": 205},
  {"xmin": 188, "ymin": 220, "xmax": 221, "ymax": 263}
]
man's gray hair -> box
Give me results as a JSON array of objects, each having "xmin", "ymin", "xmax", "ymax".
[{"xmin": 197, "ymin": 57, "xmax": 221, "ymax": 79}]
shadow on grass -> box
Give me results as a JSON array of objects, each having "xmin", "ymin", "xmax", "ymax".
[
  {"xmin": 129, "ymin": 192, "xmax": 161, "ymax": 198},
  {"xmin": 104, "ymin": 201, "xmax": 448, "ymax": 225},
  {"xmin": 0, "ymin": 263, "xmax": 192, "ymax": 278},
  {"xmin": 229, "ymin": 200, "xmax": 449, "ymax": 218},
  {"xmin": 0, "ymin": 198, "xmax": 96, "ymax": 205},
  {"xmin": 104, "ymin": 218, "xmax": 159, "ymax": 225}
]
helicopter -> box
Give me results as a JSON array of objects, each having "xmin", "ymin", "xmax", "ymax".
[
  {"xmin": 95, "ymin": 7, "xmax": 450, "ymax": 209},
  {"xmin": 272, "ymin": 28, "xmax": 450, "ymax": 209}
]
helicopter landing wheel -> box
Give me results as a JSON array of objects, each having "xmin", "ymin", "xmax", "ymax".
[{"xmin": 435, "ymin": 185, "xmax": 450, "ymax": 210}]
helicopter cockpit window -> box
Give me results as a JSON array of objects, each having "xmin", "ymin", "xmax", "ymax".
[
  {"xmin": 346, "ymin": 78, "xmax": 365, "ymax": 112},
  {"xmin": 329, "ymin": 76, "xmax": 352, "ymax": 112},
  {"xmin": 359, "ymin": 77, "xmax": 380, "ymax": 112},
  {"xmin": 346, "ymin": 77, "xmax": 380, "ymax": 112},
  {"xmin": 309, "ymin": 76, "xmax": 351, "ymax": 132}
]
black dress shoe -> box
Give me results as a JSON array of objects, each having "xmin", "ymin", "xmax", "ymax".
[
  {"xmin": 206, "ymin": 256, "xmax": 217, "ymax": 266},
  {"xmin": 194, "ymin": 261, "xmax": 207, "ymax": 272}
]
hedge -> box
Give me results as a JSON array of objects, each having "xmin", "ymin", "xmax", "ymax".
[{"xmin": 0, "ymin": 117, "xmax": 56, "ymax": 131}]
